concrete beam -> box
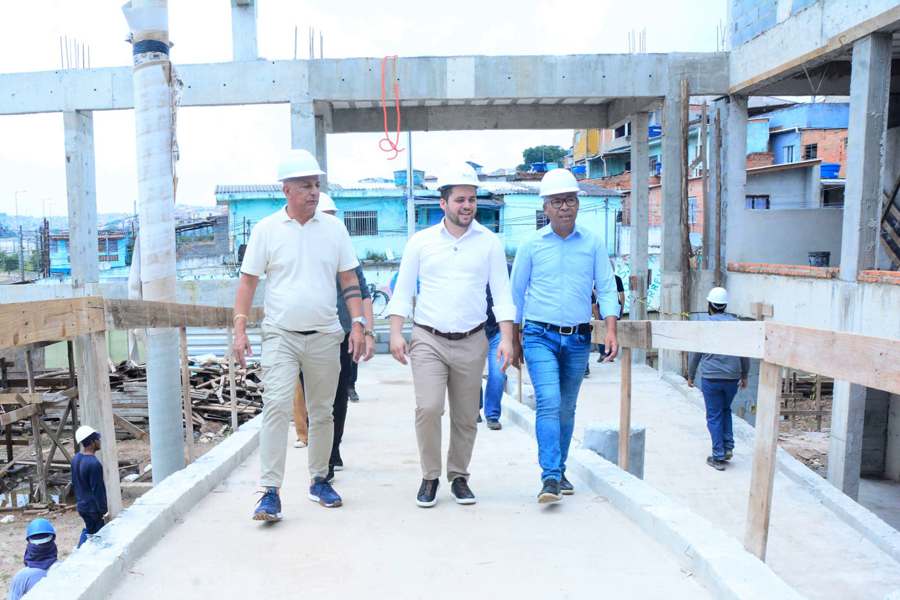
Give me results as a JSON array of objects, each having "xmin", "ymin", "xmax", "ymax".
[
  {"xmin": 606, "ymin": 98, "xmax": 661, "ymax": 130},
  {"xmin": 840, "ymin": 34, "xmax": 892, "ymax": 282},
  {"xmin": 230, "ymin": 0, "xmax": 258, "ymax": 61},
  {"xmin": 752, "ymin": 59, "xmax": 900, "ymax": 97},
  {"xmin": 329, "ymin": 102, "xmax": 610, "ymax": 132},
  {"xmin": 0, "ymin": 53, "xmax": 729, "ymax": 116},
  {"xmin": 729, "ymin": 1, "xmax": 900, "ymax": 94}
]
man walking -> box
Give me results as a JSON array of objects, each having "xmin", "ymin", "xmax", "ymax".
[
  {"xmin": 482, "ymin": 262, "xmax": 513, "ymax": 430},
  {"xmin": 511, "ymin": 168, "xmax": 619, "ymax": 504},
  {"xmin": 387, "ymin": 163, "xmax": 515, "ymax": 508},
  {"xmin": 71, "ymin": 426, "xmax": 107, "ymax": 547},
  {"xmin": 233, "ymin": 149, "xmax": 365, "ymax": 521},
  {"xmin": 687, "ymin": 287, "xmax": 749, "ymax": 471}
]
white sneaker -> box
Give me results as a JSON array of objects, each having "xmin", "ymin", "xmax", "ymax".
[{"xmin": 294, "ymin": 439, "xmax": 308, "ymax": 448}]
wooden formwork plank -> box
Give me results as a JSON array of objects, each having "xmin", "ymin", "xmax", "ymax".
[
  {"xmin": 596, "ymin": 320, "xmax": 766, "ymax": 359},
  {"xmin": 104, "ymin": 299, "xmax": 263, "ymax": 330},
  {"xmin": 0, "ymin": 297, "xmax": 106, "ymax": 350},
  {"xmin": 618, "ymin": 348, "xmax": 633, "ymax": 471}
]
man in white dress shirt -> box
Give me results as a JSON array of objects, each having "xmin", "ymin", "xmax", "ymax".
[{"xmin": 386, "ymin": 163, "xmax": 516, "ymax": 508}]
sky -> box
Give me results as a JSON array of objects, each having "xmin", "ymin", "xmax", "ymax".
[{"xmin": 0, "ymin": 0, "xmax": 727, "ymax": 218}]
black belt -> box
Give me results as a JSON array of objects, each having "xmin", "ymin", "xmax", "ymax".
[
  {"xmin": 291, "ymin": 330, "xmax": 318, "ymax": 336},
  {"xmin": 414, "ymin": 322, "xmax": 485, "ymax": 341},
  {"xmin": 526, "ymin": 320, "xmax": 591, "ymax": 336}
]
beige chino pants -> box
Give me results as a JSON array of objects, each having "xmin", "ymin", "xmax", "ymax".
[
  {"xmin": 259, "ymin": 323, "xmax": 342, "ymax": 488},
  {"xmin": 409, "ymin": 326, "xmax": 488, "ymax": 482}
]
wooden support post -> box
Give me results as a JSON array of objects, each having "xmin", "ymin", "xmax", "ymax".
[
  {"xmin": 619, "ymin": 347, "xmax": 633, "ymax": 471},
  {"xmin": 744, "ymin": 361, "xmax": 782, "ymax": 561},
  {"xmin": 179, "ymin": 327, "xmax": 195, "ymax": 462},
  {"xmin": 815, "ymin": 375, "xmax": 823, "ymax": 432},
  {"xmin": 0, "ymin": 359, "xmax": 9, "ymax": 463},
  {"xmin": 227, "ymin": 327, "xmax": 239, "ymax": 432},
  {"xmin": 24, "ymin": 350, "xmax": 47, "ymax": 504},
  {"xmin": 67, "ymin": 341, "xmax": 79, "ymax": 456}
]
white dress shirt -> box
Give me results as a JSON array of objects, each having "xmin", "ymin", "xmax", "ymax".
[{"xmin": 386, "ymin": 219, "xmax": 515, "ymax": 333}]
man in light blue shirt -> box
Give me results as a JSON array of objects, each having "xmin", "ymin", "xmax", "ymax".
[{"xmin": 511, "ymin": 168, "xmax": 619, "ymax": 503}]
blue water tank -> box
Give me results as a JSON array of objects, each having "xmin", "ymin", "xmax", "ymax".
[
  {"xmin": 820, "ymin": 163, "xmax": 840, "ymax": 179},
  {"xmin": 571, "ymin": 165, "xmax": 586, "ymax": 176},
  {"xmin": 648, "ymin": 125, "xmax": 662, "ymax": 138}
]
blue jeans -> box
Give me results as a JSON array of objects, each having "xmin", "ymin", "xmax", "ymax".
[
  {"xmin": 482, "ymin": 331, "xmax": 506, "ymax": 421},
  {"xmin": 522, "ymin": 321, "xmax": 591, "ymax": 482},
  {"xmin": 700, "ymin": 378, "xmax": 738, "ymax": 460}
]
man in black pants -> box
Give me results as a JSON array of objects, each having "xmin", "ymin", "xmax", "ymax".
[{"xmin": 319, "ymin": 194, "xmax": 375, "ymax": 479}]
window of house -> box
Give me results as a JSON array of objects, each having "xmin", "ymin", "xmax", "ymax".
[
  {"xmin": 745, "ymin": 195, "xmax": 770, "ymax": 210},
  {"xmin": 649, "ymin": 156, "xmax": 658, "ymax": 172},
  {"xmin": 823, "ymin": 186, "xmax": 845, "ymax": 208},
  {"xmin": 536, "ymin": 210, "xmax": 549, "ymax": 229},
  {"xmin": 803, "ymin": 143, "xmax": 818, "ymax": 160},
  {"xmin": 98, "ymin": 238, "xmax": 119, "ymax": 261},
  {"xmin": 688, "ymin": 196, "xmax": 698, "ymax": 224},
  {"xmin": 625, "ymin": 160, "xmax": 631, "ymax": 171},
  {"xmin": 783, "ymin": 145, "xmax": 795, "ymax": 163},
  {"xmin": 614, "ymin": 122, "xmax": 630, "ymax": 138},
  {"xmin": 343, "ymin": 210, "xmax": 378, "ymax": 236},
  {"xmin": 50, "ymin": 239, "xmax": 60, "ymax": 253}
]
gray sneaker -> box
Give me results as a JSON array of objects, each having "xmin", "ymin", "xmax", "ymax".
[
  {"xmin": 559, "ymin": 475, "xmax": 574, "ymax": 495},
  {"xmin": 486, "ymin": 419, "xmax": 502, "ymax": 430},
  {"xmin": 348, "ymin": 387, "xmax": 360, "ymax": 403},
  {"xmin": 538, "ymin": 479, "xmax": 561, "ymax": 504}
]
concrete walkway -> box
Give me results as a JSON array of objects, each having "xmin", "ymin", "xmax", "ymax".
[
  {"xmin": 574, "ymin": 358, "xmax": 900, "ymax": 600},
  {"xmin": 109, "ymin": 357, "xmax": 708, "ymax": 599}
]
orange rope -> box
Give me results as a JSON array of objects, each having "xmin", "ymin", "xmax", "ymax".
[{"xmin": 378, "ymin": 55, "xmax": 404, "ymax": 160}]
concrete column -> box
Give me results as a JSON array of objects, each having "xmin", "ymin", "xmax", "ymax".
[
  {"xmin": 63, "ymin": 109, "xmax": 123, "ymax": 516},
  {"xmin": 885, "ymin": 393, "xmax": 900, "ymax": 481},
  {"xmin": 828, "ymin": 381, "xmax": 867, "ymax": 499},
  {"xmin": 722, "ymin": 95, "xmax": 748, "ymax": 275},
  {"xmin": 658, "ymin": 80, "xmax": 686, "ymax": 373},
  {"xmin": 840, "ymin": 33, "xmax": 891, "ymax": 282},
  {"xmin": 629, "ymin": 112, "xmax": 649, "ymax": 364},
  {"xmin": 876, "ymin": 124, "xmax": 899, "ymax": 269},
  {"xmin": 291, "ymin": 100, "xmax": 328, "ymax": 186},
  {"xmin": 230, "ymin": 0, "xmax": 258, "ymax": 61}
]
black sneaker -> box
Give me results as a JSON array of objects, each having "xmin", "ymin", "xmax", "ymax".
[
  {"xmin": 706, "ymin": 456, "xmax": 726, "ymax": 471},
  {"xmin": 450, "ymin": 477, "xmax": 476, "ymax": 505},
  {"xmin": 538, "ymin": 479, "xmax": 561, "ymax": 504},
  {"xmin": 486, "ymin": 419, "xmax": 502, "ymax": 431},
  {"xmin": 348, "ymin": 387, "xmax": 359, "ymax": 403},
  {"xmin": 416, "ymin": 479, "xmax": 439, "ymax": 508},
  {"xmin": 559, "ymin": 475, "xmax": 574, "ymax": 495},
  {"xmin": 324, "ymin": 465, "xmax": 335, "ymax": 483},
  {"xmin": 333, "ymin": 457, "xmax": 344, "ymax": 471},
  {"xmin": 724, "ymin": 450, "xmax": 733, "ymax": 461},
  {"xmin": 584, "ymin": 365, "xmax": 590, "ymax": 378},
  {"xmin": 477, "ymin": 414, "xmax": 483, "ymax": 423}
]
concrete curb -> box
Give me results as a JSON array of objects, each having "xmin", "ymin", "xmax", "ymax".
[
  {"xmin": 28, "ymin": 415, "xmax": 263, "ymax": 600},
  {"xmin": 661, "ymin": 371, "xmax": 900, "ymax": 565},
  {"xmin": 502, "ymin": 396, "xmax": 805, "ymax": 600}
]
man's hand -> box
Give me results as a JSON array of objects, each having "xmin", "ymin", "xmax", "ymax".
[
  {"xmin": 348, "ymin": 325, "xmax": 365, "ymax": 363},
  {"xmin": 363, "ymin": 333, "xmax": 375, "ymax": 361},
  {"xmin": 390, "ymin": 331, "xmax": 409, "ymax": 365},
  {"xmin": 740, "ymin": 377, "xmax": 748, "ymax": 389},
  {"xmin": 601, "ymin": 328, "xmax": 619, "ymax": 362},
  {"xmin": 687, "ymin": 379, "xmax": 695, "ymax": 388},
  {"xmin": 234, "ymin": 329, "xmax": 253, "ymax": 368},
  {"xmin": 511, "ymin": 335, "xmax": 524, "ymax": 369},
  {"xmin": 497, "ymin": 337, "xmax": 514, "ymax": 372}
]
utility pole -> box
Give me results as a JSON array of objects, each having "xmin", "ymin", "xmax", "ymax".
[
  {"xmin": 123, "ymin": 0, "xmax": 185, "ymax": 482},
  {"xmin": 17, "ymin": 225, "xmax": 24, "ymax": 282},
  {"xmin": 406, "ymin": 130, "xmax": 415, "ymax": 238}
]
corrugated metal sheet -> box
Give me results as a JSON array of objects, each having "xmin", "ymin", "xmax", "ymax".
[{"xmin": 186, "ymin": 327, "xmax": 262, "ymax": 359}]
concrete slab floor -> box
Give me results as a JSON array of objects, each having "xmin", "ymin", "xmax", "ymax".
[
  {"xmin": 109, "ymin": 356, "xmax": 708, "ymax": 600},
  {"xmin": 860, "ymin": 478, "xmax": 900, "ymax": 532},
  {"xmin": 576, "ymin": 358, "xmax": 900, "ymax": 600}
]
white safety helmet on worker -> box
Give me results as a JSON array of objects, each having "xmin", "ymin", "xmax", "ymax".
[
  {"xmin": 706, "ymin": 287, "xmax": 728, "ymax": 305},
  {"xmin": 539, "ymin": 168, "xmax": 581, "ymax": 198},
  {"xmin": 75, "ymin": 425, "xmax": 98, "ymax": 445},
  {"xmin": 277, "ymin": 149, "xmax": 325, "ymax": 181},
  {"xmin": 437, "ymin": 163, "xmax": 480, "ymax": 191},
  {"xmin": 317, "ymin": 192, "xmax": 337, "ymax": 213}
]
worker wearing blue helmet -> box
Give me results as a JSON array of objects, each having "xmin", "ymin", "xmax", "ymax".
[{"xmin": 8, "ymin": 518, "xmax": 58, "ymax": 600}]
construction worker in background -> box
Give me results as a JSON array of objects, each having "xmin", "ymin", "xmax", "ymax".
[
  {"xmin": 387, "ymin": 162, "xmax": 515, "ymax": 508},
  {"xmin": 481, "ymin": 261, "xmax": 513, "ymax": 430},
  {"xmin": 7, "ymin": 518, "xmax": 58, "ymax": 600},
  {"xmin": 511, "ymin": 168, "xmax": 619, "ymax": 504},
  {"xmin": 316, "ymin": 192, "xmax": 376, "ymax": 480},
  {"xmin": 687, "ymin": 287, "xmax": 749, "ymax": 472},
  {"xmin": 233, "ymin": 149, "xmax": 365, "ymax": 521},
  {"xmin": 72, "ymin": 426, "xmax": 107, "ymax": 547}
]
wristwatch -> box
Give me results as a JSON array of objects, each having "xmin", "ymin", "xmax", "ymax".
[
  {"xmin": 364, "ymin": 329, "xmax": 376, "ymax": 339},
  {"xmin": 351, "ymin": 316, "xmax": 367, "ymax": 328}
]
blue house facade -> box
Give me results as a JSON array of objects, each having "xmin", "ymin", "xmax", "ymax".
[{"xmin": 49, "ymin": 230, "xmax": 132, "ymax": 278}]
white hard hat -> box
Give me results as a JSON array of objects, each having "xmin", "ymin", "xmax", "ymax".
[
  {"xmin": 277, "ymin": 149, "xmax": 325, "ymax": 181},
  {"xmin": 437, "ymin": 163, "xmax": 480, "ymax": 190},
  {"xmin": 706, "ymin": 287, "xmax": 728, "ymax": 305},
  {"xmin": 539, "ymin": 168, "xmax": 581, "ymax": 198},
  {"xmin": 317, "ymin": 192, "xmax": 337, "ymax": 213},
  {"xmin": 75, "ymin": 425, "xmax": 98, "ymax": 445}
]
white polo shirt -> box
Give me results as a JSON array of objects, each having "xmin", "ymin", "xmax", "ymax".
[{"xmin": 241, "ymin": 207, "xmax": 359, "ymax": 333}]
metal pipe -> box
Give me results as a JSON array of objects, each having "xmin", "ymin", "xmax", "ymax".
[{"xmin": 123, "ymin": 0, "xmax": 185, "ymax": 482}]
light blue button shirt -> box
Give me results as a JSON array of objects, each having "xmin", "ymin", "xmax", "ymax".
[{"xmin": 511, "ymin": 224, "xmax": 619, "ymax": 326}]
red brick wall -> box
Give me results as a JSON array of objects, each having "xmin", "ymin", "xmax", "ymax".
[
  {"xmin": 800, "ymin": 129, "xmax": 848, "ymax": 176},
  {"xmin": 621, "ymin": 177, "xmax": 704, "ymax": 234},
  {"xmin": 746, "ymin": 152, "xmax": 774, "ymax": 169}
]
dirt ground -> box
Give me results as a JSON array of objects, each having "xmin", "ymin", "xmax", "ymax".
[
  {"xmin": 0, "ymin": 428, "xmax": 229, "ymax": 594},
  {"xmin": 777, "ymin": 396, "xmax": 832, "ymax": 477}
]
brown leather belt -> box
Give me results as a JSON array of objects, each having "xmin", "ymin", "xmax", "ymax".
[{"xmin": 414, "ymin": 322, "xmax": 485, "ymax": 341}]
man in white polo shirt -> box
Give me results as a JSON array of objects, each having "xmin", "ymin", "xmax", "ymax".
[
  {"xmin": 387, "ymin": 163, "xmax": 515, "ymax": 508},
  {"xmin": 232, "ymin": 149, "xmax": 365, "ymax": 521}
]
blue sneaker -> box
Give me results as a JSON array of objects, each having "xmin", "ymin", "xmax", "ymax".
[
  {"xmin": 253, "ymin": 487, "xmax": 282, "ymax": 521},
  {"xmin": 308, "ymin": 478, "xmax": 343, "ymax": 508}
]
